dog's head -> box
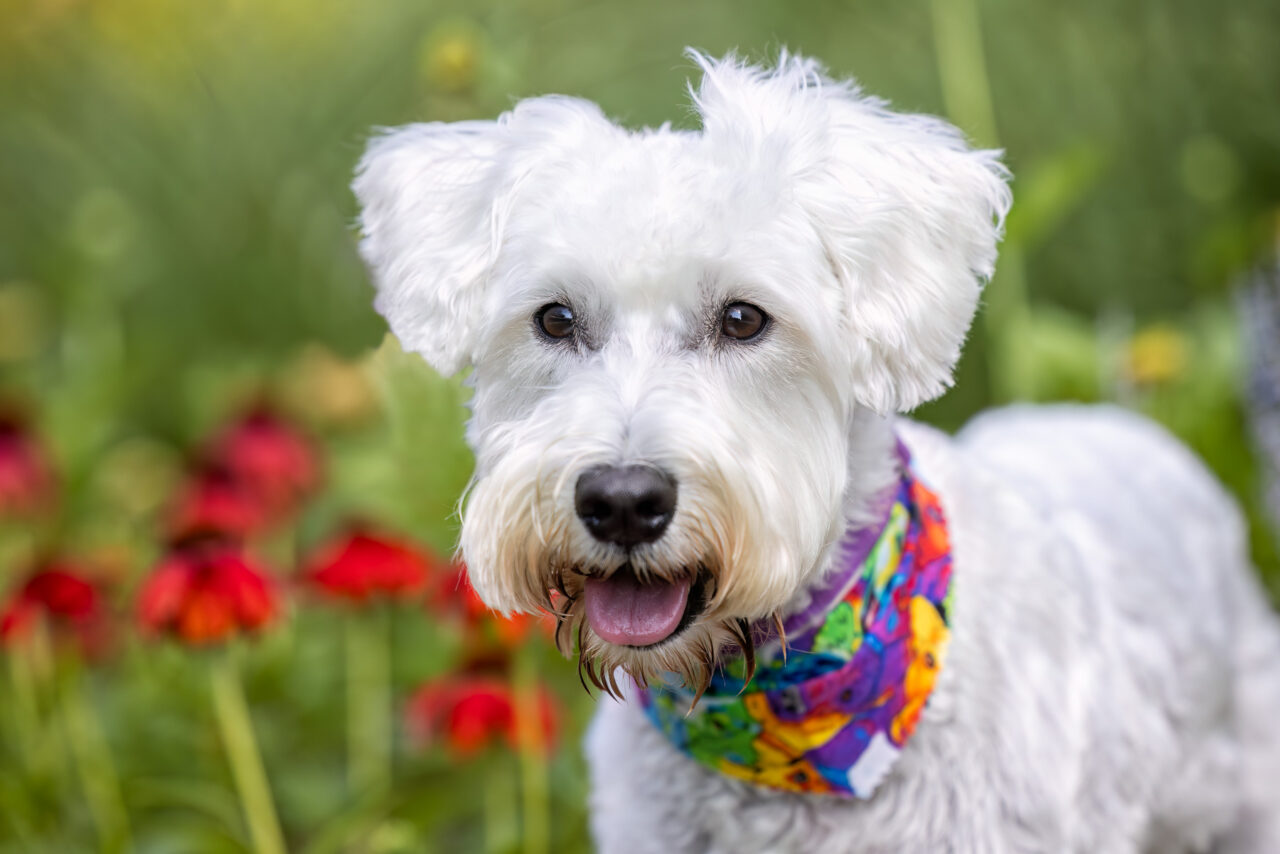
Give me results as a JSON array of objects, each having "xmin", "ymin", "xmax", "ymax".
[{"xmin": 353, "ymin": 52, "xmax": 1009, "ymax": 692}]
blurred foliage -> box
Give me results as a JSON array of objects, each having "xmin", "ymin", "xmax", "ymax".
[{"xmin": 1, "ymin": 0, "xmax": 1279, "ymax": 850}]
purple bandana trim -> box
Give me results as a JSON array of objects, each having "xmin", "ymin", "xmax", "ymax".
[{"xmin": 774, "ymin": 441, "xmax": 909, "ymax": 641}]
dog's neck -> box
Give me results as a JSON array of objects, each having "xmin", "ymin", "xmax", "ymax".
[{"xmin": 779, "ymin": 408, "xmax": 900, "ymax": 630}]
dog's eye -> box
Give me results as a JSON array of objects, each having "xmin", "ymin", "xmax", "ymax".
[
  {"xmin": 535, "ymin": 303, "xmax": 575, "ymax": 340},
  {"xmin": 720, "ymin": 302, "xmax": 768, "ymax": 341}
]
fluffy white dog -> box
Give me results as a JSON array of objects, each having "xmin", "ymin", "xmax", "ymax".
[{"xmin": 353, "ymin": 51, "xmax": 1280, "ymax": 853}]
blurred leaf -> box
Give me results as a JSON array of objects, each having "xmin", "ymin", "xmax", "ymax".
[
  {"xmin": 128, "ymin": 777, "xmax": 244, "ymax": 835},
  {"xmin": 1005, "ymin": 142, "xmax": 1108, "ymax": 251},
  {"xmin": 1022, "ymin": 306, "xmax": 1103, "ymax": 402}
]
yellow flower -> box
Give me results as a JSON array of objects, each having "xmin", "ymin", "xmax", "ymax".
[
  {"xmin": 420, "ymin": 21, "xmax": 482, "ymax": 95},
  {"xmin": 279, "ymin": 344, "xmax": 378, "ymax": 430},
  {"xmin": 95, "ymin": 438, "xmax": 181, "ymax": 520},
  {"xmin": 1126, "ymin": 325, "xmax": 1189, "ymax": 386}
]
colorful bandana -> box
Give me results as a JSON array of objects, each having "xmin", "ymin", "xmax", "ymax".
[{"xmin": 640, "ymin": 445, "xmax": 954, "ymax": 799}]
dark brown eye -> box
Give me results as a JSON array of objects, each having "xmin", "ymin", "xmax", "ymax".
[
  {"xmin": 536, "ymin": 303, "xmax": 575, "ymax": 340},
  {"xmin": 720, "ymin": 302, "xmax": 767, "ymax": 341}
]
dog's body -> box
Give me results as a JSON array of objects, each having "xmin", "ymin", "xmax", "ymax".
[
  {"xmin": 589, "ymin": 408, "xmax": 1280, "ymax": 853},
  {"xmin": 353, "ymin": 51, "xmax": 1280, "ymax": 853}
]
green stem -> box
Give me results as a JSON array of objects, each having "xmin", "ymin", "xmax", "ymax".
[
  {"xmin": 984, "ymin": 244, "xmax": 1034, "ymax": 401},
  {"xmin": 483, "ymin": 768, "xmax": 503, "ymax": 854},
  {"xmin": 512, "ymin": 648, "xmax": 549, "ymax": 854},
  {"xmin": 28, "ymin": 618, "xmax": 75, "ymax": 788},
  {"xmin": 345, "ymin": 608, "xmax": 391, "ymax": 797},
  {"xmin": 210, "ymin": 650, "xmax": 287, "ymax": 854},
  {"xmin": 60, "ymin": 670, "xmax": 132, "ymax": 853},
  {"xmin": 930, "ymin": 0, "xmax": 998, "ymax": 147},
  {"xmin": 7, "ymin": 643, "xmax": 43, "ymax": 775},
  {"xmin": 931, "ymin": 0, "xmax": 1034, "ymax": 402}
]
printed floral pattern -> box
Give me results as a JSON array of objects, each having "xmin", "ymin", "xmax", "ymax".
[{"xmin": 641, "ymin": 451, "xmax": 953, "ymax": 799}]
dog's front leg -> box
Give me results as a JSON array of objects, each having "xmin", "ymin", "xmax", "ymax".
[{"xmin": 585, "ymin": 696, "xmax": 718, "ymax": 854}]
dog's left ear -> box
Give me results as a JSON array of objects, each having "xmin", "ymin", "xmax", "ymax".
[{"xmin": 694, "ymin": 51, "xmax": 1012, "ymax": 413}]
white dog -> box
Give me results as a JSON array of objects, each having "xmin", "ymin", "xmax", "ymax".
[{"xmin": 353, "ymin": 51, "xmax": 1280, "ymax": 853}]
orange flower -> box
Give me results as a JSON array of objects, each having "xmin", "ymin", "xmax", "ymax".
[
  {"xmin": 0, "ymin": 561, "xmax": 105, "ymax": 651},
  {"xmin": 0, "ymin": 411, "xmax": 55, "ymax": 519},
  {"xmin": 303, "ymin": 528, "xmax": 432, "ymax": 602},
  {"xmin": 137, "ymin": 541, "xmax": 279, "ymax": 645},
  {"xmin": 511, "ymin": 682, "xmax": 561, "ymax": 756},
  {"xmin": 208, "ymin": 405, "xmax": 320, "ymax": 521},
  {"xmin": 403, "ymin": 676, "xmax": 560, "ymax": 756}
]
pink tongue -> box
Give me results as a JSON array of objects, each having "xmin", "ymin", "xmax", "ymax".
[{"xmin": 584, "ymin": 571, "xmax": 691, "ymax": 647}]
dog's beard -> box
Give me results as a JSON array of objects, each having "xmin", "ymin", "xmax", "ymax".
[
  {"xmin": 461, "ymin": 478, "xmax": 808, "ymax": 698},
  {"xmin": 546, "ymin": 563, "xmax": 768, "ymax": 701},
  {"xmin": 460, "ymin": 431, "xmax": 832, "ymax": 697}
]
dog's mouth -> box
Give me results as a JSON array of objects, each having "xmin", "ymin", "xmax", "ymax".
[{"xmin": 583, "ymin": 565, "xmax": 708, "ymax": 648}]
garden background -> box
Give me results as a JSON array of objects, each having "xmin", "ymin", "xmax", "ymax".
[{"xmin": 2, "ymin": 0, "xmax": 1279, "ymax": 851}]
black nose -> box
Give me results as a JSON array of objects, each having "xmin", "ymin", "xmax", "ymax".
[{"xmin": 574, "ymin": 465, "xmax": 677, "ymax": 547}]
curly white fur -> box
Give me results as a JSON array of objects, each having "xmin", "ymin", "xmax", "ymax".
[{"xmin": 354, "ymin": 50, "xmax": 1280, "ymax": 853}]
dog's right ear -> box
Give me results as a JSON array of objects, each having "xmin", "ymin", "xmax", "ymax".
[{"xmin": 352, "ymin": 121, "xmax": 508, "ymax": 377}]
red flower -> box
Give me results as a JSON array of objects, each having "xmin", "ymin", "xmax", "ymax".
[
  {"xmin": 0, "ymin": 598, "xmax": 35, "ymax": 641},
  {"xmin": 0, "ymin": 413, "xmax": 55, "ymax": 519},
  {"xmin": 430, "ymin": 563, "xmax": 491, "ymax": 623},
  {"xmin": 404, "ymin": 676, "xmax": 560, "ymax": 756},
  {"xmin": 137, "ymin": 541, "xmax": 279, "ymax": 645},
  {"xmin": 22, "ymin": 567, "xmax": 98, "ymax": 618},
  {"xmin": 303, "ymin": 529, "xmax": 432, "ymax": 602},
  {"xmin": 167, "ymin": 463, "xmax": 268, "ymax": 540},
  {"xmin": 0, "ymin": 561, "xmax": 107, "ymax": 653},
  {"xmin": 207, "ymin": 406, "xmax": 319, "ymax": 522},
  {"xmin": 430, "ymin": 563, "xmax": 549, "ymax": 647},
  {"xmin": 166, "ymin": 406, "xmax": 320, "ymax": 539}
]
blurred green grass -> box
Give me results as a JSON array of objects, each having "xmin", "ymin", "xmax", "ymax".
[
  {"xmin": 1, "ymin": 0, "xmax": 1279, "ymax": 850},
  {"xmin": 3, "ymin": 0, "xmax": 1278, "ymax": 489}
]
